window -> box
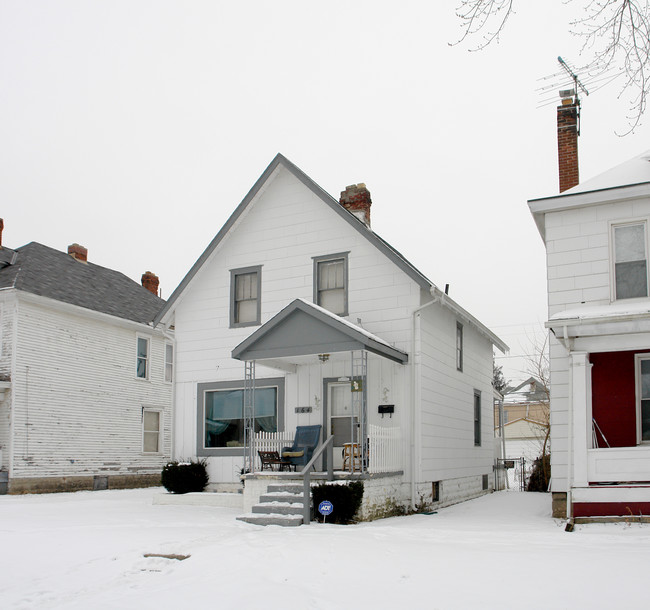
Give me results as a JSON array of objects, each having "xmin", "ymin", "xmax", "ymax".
[
  {"xmin": 136, "ymin": 336, "xmax": 149, "ymax": 379},
  {"xmin": 197, "ymin": 378, "xmax": 285, "ymax": 455},
  {"xmin": 474, "ymin": 390, "xmax": 481, "ymax": 446},
  {"xmin": 635, "ymin": 355, "xmax": 650, "ymax": 443},
  {"xmin": 613, "ymin": 222, "xmax": 648, "ymax": 300},
  {"xmin": 456, "ymin": 322, "xmax": 463, "ymax": 371},
  {"xmin": 164, "ymin": 343, "xmax": 174, "ymax": 383},
  {"xmin": 143, "ymin": 409, "xmax": 161, "ymax": 453},
  {"xmin": 230, "ymin": 266, "xmax": 262, "ymax": 327},
  {"xmin": 314, "ymin": 253, "xmax": 349, "ymax": 316}
]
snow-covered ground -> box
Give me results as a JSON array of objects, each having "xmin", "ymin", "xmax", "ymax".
[{"xmin": 0, "ymin": 488, "xmax": 647, "ymax": 609}]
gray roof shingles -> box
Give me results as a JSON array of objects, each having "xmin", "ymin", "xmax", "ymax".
[{"xmin": 0, "ymin": 242, "xmax": 165, "ymax": 324}]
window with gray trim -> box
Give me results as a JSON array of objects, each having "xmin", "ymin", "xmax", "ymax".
[
  {"xmin": 136, "ymin": 336, "xmax": 150, "ymax": 379},
  {"xmin": 474, "ymin": 390, "xmax": 481, "ymax": 447},
  {"xmin": 313, "ymin": 252, "xmax": 348, "ymax": 316},
  {"xmin": 613, "ymin": 222, "xmax": 648, "ymax": 300},
  {"xmin": 197, "ymin": 378, "xmax": 285, "ymax": 456},
  {"xmin": 230, "ymin": 265, "xmax": 262, "ymax": 327},
  {"xmin": 456, "ymin": 322, "xmax": 463, "ymax": 371}
]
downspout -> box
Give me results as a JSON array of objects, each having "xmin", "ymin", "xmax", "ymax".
[{"xmin": 410, "ymin": 289, "xmax": 440, "ymax": 510}]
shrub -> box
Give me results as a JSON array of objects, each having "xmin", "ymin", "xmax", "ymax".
[
  {"xmin": 527, "ymin": 454, "xmax": 550, "ymax": 492},
  {"xmin": 161, "ymin": 459, "xmax": 209, "ymax": 494},
  {"xmin": 311, "ymin": 481, "xmax": 364, "ymax": 524}
]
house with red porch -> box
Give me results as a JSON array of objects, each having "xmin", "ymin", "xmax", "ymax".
[{"xmin": 529, "ymin": 92, "xmax": 650, "ymax": 520}]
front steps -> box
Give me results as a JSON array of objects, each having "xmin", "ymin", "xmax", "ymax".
[{"xmin": 237, "ymin": 483, "xmax": 309, "ymax": 527}]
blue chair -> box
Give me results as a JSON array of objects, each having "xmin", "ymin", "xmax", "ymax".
[{"xmin": 282, "ymin": 425, "xmax": 322, "ymax": 468}]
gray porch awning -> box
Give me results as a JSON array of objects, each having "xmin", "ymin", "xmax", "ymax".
[{"xmin": 232, "ymin": 298, "xmax": 408, "ymax": 364}]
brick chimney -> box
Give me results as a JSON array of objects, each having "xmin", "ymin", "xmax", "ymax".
[
  {"xmin": 0, "ymin": 218, "xmax": 4, "ymax": 248},
  {"xmin": 68, "ymin": 243, "xmax": 88, "ymax": 262},
  {"xmin": 340, "ymin": 183, "xmax": 372, "ymax": 227},
  {"xmin": 557, "ymin": 90, "xmax": 580, "ymax": 193},
  {"xmin": 141, "ymin": 271, "xmax": 160, "ymax": 296}
]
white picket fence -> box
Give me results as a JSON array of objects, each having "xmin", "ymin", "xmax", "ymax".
[
  {"xmin": 368, "ymin": 424, "xmax": 402, "ymax": 473},
  {"xmin": 254, "ymin": 431, "xmax": 295, "ymax": 468}
]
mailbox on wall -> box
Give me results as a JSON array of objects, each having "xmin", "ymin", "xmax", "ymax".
[{"xmin": 378, "ymin": 404, "xmax": 395, "ymax": 418}]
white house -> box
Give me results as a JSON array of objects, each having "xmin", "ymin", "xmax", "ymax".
[
  {"xmin": 529, "ymin": 93, "xmax": 650, "ymax": 520},
  {"xmin": 155, "ymin": 154, "xmax": 507, "ymax": 520},
  {"xmin": 0, "ymin": 233, "xmax": 173, "ymax": 493}
]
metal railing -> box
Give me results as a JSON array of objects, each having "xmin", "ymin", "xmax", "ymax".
[{"xmin": 300, "ymin": 436, "xmax": 334, "ymax": 525}]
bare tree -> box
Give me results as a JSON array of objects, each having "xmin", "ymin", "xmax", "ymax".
[{"xmin": 454, "ymin": 1, "xmax": 650, "ymax": 133}]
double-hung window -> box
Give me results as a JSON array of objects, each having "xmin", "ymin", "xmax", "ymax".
[
  {"xmin": 164, "ymin": 343, "xmax": 174, "ymax": 383},
  {"xmin": 456, "ymin": 322, "xmax": 463, "ymax": 371},
  {"xmin": 612, "ymin": 221, "xmax": 648, "ymax": 300},
  {"xmin": 230, "ymin": 266, "xmax": 261, "ymax": 327},
  {"xmin": 635, "ymin": 355, "xmax": 650, "ymax": 443},
  {"xmin": 143, "ymin": 408, "xmax": 162, "ymax": 453},
  {"xmin": 198, "ymin": 378, "xmax": 284, "ymax": 455},
  {"xmin": 474, "ymin": 390, "xmax": 481, "ymax": 446},
  {"xmin": 136, "ymin": 336, "xmax": 150, "ymax": 379},
  {"xmin": 314, "ymin": 253, "xmax": 348, "ymax": 316}
]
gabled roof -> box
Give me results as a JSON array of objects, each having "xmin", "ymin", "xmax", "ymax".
[
  {"xmin": 155, "ymin": 153, "xmax": 432, "ymax": 326},
  {"xmin": 0, "ymin": 242, "xmax": 165, "ymax": 324},
  {"xmin": 232, "ymin": 298, "xmax": 408, "ymax": 364},
  {"xmin": 154, "ymin": 153, "xmax": 508, "ymax": 353},
  {"xmin": 528, "ymin": 150, "xmax": 650, "ymax": 239}
]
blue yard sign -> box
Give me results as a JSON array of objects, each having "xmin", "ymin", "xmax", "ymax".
[{"xmin": 318, "ymin": 500, "xmax": 333, "ymax": 521}]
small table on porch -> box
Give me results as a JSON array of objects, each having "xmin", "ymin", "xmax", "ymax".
[
  {"xmin": 258, "ymin": 450, "xmax": 296, "ymax": 472},
  {"xmin": 343, "ymin": 442, "xmax": 362, "ymax": 473}
]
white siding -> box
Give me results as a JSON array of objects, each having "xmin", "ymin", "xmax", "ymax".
[
  {"xmin": 544, "ymin": 194, "xmax": 650, "ymax": 493},
  {"xmin": 10, "ymin": 297, "xmax": 172, "ymax": 479},
  {"xmin": 418, "ymin": 302, "xmax": 495, "ymax": 483},
  {"xmin": 0, "ymin": 294, "xmax": 16, "ymax": 470}
]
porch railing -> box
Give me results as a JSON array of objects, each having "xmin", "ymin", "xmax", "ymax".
[{"xmin": 368, "ymin": 424, "xmax": 401, "ymax": 473}]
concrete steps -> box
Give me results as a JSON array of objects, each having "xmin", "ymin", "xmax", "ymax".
[{"xmin": 237, "ymin": 482, "xmax": 310, "ymax": 526}]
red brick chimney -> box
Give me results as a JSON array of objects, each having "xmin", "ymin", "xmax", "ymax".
[
  {"xmin": 340, "ymin": 183, "xmax": 372, "ymax": 227},
  {"xmin": 557, "ymin": 90, "xmax": 580, "ymax": 193},
  {"xmin": 68, "ymin": 243, "xmax": 88, "ymax": 262},
  {"xmin": 0, "ymin": 218, "xmax": 4, "ymax": 248},
  {"xmin": 141, "ymin": 271, "xmax": 160, "ymax": 296}
]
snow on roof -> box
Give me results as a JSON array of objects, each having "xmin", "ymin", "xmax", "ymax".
[
  {"xmin": 549, "ymin": 300, "xmax": 650, "ymax": 323},
  {"xmin": 563, "ymin": 149, "xmax": 650, "ymax": 195}
]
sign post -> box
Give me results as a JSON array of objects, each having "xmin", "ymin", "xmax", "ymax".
[{"xmin": 318, "ymin": 500, "xmax": 333, "ymax": 523}]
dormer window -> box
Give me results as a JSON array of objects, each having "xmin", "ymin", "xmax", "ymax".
[{"xmin": 612, "ymin": 222, "xmax": 648, "ymax": 300}]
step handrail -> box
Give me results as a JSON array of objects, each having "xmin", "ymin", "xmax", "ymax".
[{"xmin": 300, "ymin": 436, "xmax": 334, "ymax": 525}]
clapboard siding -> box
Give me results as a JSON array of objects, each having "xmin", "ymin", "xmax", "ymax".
[
  {"xmin": 419, "ymin": 302, "xmax": 494, "ymax": 482},
  {"xmin": 544, "ymin": 194, "xmax": 650, "ymax": 492},
  {"xmin": 0, "ymin": 295, "xmax": 16, "ymax": 470},
  {"xmin": 10, "ymin": 297, "xmax": 171, "ymax": 479}
]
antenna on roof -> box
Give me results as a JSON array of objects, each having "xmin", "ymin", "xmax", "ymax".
[{"xmin": 557, "ymin": 56, "xmax": 589, "ymax": 101}]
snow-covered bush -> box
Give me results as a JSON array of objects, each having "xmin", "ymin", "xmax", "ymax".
[{"xmin": 161, "ymin": 459, "xmax": 208, "ymax": 494}]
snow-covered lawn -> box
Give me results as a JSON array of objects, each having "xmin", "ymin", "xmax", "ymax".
[{"xmin": 0, "ymin": 488, "xmax": 647, "ymax": 609}]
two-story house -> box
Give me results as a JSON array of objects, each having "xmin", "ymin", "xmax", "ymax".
[
  {"xmin": 155, "ymin": 153, "xmax": 507, "ymax": 517},
  {"xmin": 0, "ymin": 231, "xmax": 173, "ymax": 493},
  {"xmin": 529, "ymin": 96, "xmax": 650, "ymax": 520}
]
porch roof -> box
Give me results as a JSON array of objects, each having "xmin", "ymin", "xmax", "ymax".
[{"xmin": 232, "ymin": 298, "xmax": 408, "ymax": 365}]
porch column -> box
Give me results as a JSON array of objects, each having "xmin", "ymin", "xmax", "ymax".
[{"xmin": 570, "ymin": 351, "xmax": 592, "ymax": 488}]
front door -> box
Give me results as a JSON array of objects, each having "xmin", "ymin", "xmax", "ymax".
[{"xmin": 326, "ymin": 381, "xmax": 358, "ymax": 470}]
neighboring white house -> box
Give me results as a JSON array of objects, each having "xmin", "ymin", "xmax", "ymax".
[
  {"xmin": 0, "ymin": 235, "xmax": 173, "ymax": 493},
  {"xmin": 155, "ymin": 153, "xmax": 508, "ymax": 516},
  {"xmin": 529, "ymin": 96, "xmax": 650, "ymax": 520}
]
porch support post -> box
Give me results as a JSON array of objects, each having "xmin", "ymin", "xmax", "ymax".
[{"xmin": 570, "ymin": 351, "xmax": 591, "ymax": 488}]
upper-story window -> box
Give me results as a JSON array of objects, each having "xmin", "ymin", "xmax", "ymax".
[
  {"xmin": 313, "ymin": 252, "xmax": 349, "ymax": 316},
  {"xmin": 230, "ymin": 266, "xmax": 262, "ymax": 328},
  {"xmin": 612, "ymin": 221, "xmax": 648, "ymax": 300},
  {"xmin": 456, "ymin": 322, "xmax": 463, "ymax": 371},
  {"xmin": 164, "ymin": 343, "xmax": 174, "ymax": 383},
  {"xmin": 136, "ymin": 336, "xmax": 150, "ymax": 379}
]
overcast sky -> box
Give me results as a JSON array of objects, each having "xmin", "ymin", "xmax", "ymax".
[{"xmin": 3, "ymin": 1, "xmax": 650, "ymax": 385}]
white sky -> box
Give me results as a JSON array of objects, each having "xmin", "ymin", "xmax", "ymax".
[{"xmin": 3, "ymin": 1, "xmax": 650, "ymax": 384}]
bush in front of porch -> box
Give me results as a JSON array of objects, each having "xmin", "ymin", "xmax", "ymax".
[
  {"xmin": 161, "ymin": 459, "xmax": 209, "ymax": 494},
  {"xmin": 312, "ymin": 481, "xmax": 364, "ymax": 524}
]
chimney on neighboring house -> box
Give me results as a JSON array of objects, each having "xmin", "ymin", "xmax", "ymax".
[
  {"xmin": 340, "ymin": 183, "xmax": 372, "ymax": 227},
  {"xmin": 141, "ymin": 271, "xmax": 160, "ymax": 296},
  {"xmin": 0, "ymin": 218, "xmax": 4, "ymax": 248},
  {"xmin": 68, "ymin": 243, "xmax": 88, "ymax": 262},
  {"xmin": 557, "ymin": 89, "xmax": 580, "ymax": 193}
]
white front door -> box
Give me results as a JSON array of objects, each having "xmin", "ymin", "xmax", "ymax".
[{"xmin": 327, "ymin": 381, "xmax": 358, "ymax": 469}]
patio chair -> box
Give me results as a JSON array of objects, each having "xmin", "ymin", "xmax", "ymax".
[{"xmin": 282, "ymin": 425, "xmax": 322, "ymax": 468}]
